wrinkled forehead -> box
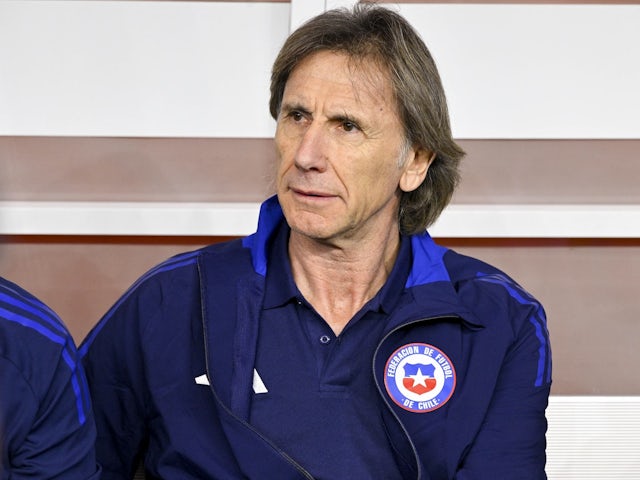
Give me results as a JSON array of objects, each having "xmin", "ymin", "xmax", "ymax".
[{"xmin": 287, "ymin": 49, "xmax": 399, "ymax": 111}]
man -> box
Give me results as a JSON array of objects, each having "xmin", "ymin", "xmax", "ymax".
[
  {"xmin": 0, "ymin": 276, "xmax": 100, "ymax": 478},
  {"xmin": 81, "ymin": 4, "xmax": 551, "ymax": 479}
]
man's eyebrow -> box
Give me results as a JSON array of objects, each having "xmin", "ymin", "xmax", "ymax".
[{"xmin": 280, "ymin": 101, "xmax": 311, "ymax": 115}]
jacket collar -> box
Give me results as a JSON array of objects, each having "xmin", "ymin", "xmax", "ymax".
[
  {"xmin": 243, "ymin": 196, "xmax": 484, "ymax": 328},
  {"xmin": 241, "ymin": 196, "xmax": 284, "ymax": 277},
  {"xmin": 243, "ymin": 196, "xmax": 448, "ymax": 282}
]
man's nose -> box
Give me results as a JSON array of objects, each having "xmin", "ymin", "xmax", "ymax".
[{"xmin": 294, "ymin": 123, "xmax": 328, "ymax": 172}]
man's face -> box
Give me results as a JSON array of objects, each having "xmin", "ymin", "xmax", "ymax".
[{"xmin": 275, "ymin": 50, "xmax": 426, "ymax": 245}]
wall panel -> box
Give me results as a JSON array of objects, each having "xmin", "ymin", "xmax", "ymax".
[
  {"xmin": 0, "ymin": 1, "xmax": 288, "ymax": 137},
  {"xmin": 2, "ymin": 2, "xmax": 639, "ymax": 138}
]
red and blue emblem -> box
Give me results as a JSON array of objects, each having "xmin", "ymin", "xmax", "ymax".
[{"xmin": 384, "ymin": 343, "xmax": 456, "ymax": 413}]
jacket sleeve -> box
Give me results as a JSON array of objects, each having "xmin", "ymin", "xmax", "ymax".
[
  {"xmin": 0, "ymin": 353, "xmax": 100, "ymax": 479},
  {"xmin": 80, "ymin": 279, "xmax": 158, "ymax": 480},
  {"xmin": 456, "ymin": 299, "xmax": 551, "ymax": 479}
]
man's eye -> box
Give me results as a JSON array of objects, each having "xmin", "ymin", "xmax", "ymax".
[
  {"xmin": 290, "ymin": 111, "xmax": 304, "ymax": 122},
  {"xmin": 342, "ymin": 121, "xmax": 358, "ymax": 132}
]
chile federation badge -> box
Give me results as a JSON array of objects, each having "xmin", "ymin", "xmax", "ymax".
[{"xmin": 384, "ymin": 343, "xmax": 456, "ymax": 413}]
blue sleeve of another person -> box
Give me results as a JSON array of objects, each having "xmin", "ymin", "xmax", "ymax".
[{"xmin": 0, "ymin": 276, "xmax": 100, "ymax": 479}]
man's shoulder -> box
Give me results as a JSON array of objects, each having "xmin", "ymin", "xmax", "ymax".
[
  {"xmin": 80, "ymin": 238, "xmax": 255, "ymax": 344},
  {"xmin": 136, "ymin": 237, "xmax": 250, "ymax": 285},
  {"xmin": 442, "ymin": 249, "xmax": 505, "ymax": 283},
  {"xmin": 442, "ymin": 249, "xmax": 544, "ymax": 324}
]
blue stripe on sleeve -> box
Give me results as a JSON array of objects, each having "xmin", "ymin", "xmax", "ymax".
[
  {"xmin": 63, "ymin": 348, "xmax": 87, "ymax": 424},
  {"xmin": 0, "ymin": 283, "xmax": 89, "ymax": 425},
  {"xmin": 0, "ymin": 306, "xmax": 67, "ymax": 345},
  {"xmin": 475, "ymin": 273, "xmax": 551, "ymax": 387},
  {"xmin": 0, "ymin": 289, "xmax": 67, "ymax": 335}
]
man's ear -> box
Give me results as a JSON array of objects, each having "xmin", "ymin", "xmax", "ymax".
[{"xmin": 399, "ymin": 149, "xmax": 435, "ymax": 193}]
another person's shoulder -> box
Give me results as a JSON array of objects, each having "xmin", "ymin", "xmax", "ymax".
[
  {"xmin": 0, "ymin": 276, "xmax": 76, "ymax": 396},
  {"xmin": 0, "ymin": 276, "xmax": 99, "ymax": 478},
  {"xmin": 0, "ymin": 275, "xmax": 73, "ymax": 354}
]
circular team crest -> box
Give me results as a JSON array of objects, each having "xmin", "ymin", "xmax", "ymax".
[{"xmin": 384, "ymin": 343, "xmax": 456, "ymax": 413}]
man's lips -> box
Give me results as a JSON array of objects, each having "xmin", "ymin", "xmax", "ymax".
[{"xmin": 291, "ymin": 188, "xmax": 335, "ymax": 198}]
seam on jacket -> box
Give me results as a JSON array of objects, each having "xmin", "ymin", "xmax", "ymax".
[
  {"xmin": 474, "ymin": 272, "xmax": 551, "ymax": 387},
  {"xmin": 0, "ymin": 283, "xmax": 88, "ymax": 424}
]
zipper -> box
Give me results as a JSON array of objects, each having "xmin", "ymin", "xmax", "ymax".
[
  {"xmin": 204, "ymin": 379, "xmax": 315, "ymax": 480},
  {"xmin": 372, "ymin": 314, "xmax": 462, "ymax": 480},
  {"xmin": 199, "ymin": 269, "xmax": 315, "ymax": 480}
]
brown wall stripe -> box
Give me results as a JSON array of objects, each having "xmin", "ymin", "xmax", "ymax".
[{"xmin": 2, "ymin": 137, "xmax": 639, "ymax": 204}]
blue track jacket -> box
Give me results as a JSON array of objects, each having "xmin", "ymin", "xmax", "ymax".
[
  {"xmin": 0, "ymin": 276, "xmax": 100, "ymax": 479},
  {"xmin": 81, "ymin": 197, "xmax": 551, "ymax": 479}
]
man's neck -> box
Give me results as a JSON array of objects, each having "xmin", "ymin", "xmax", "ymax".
[{"xmin": 288, "ymin": 229, "xmax": 401, "ymax": 336}]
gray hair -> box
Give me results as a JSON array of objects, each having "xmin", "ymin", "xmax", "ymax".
[{"xmin": 270, "ymin": 4, "xmax": 465, "ymax": 234}]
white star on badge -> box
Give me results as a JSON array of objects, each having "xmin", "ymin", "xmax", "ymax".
[{"xmin": 411, "ymin": 368, "xmax": 430, "ymax": 387}]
